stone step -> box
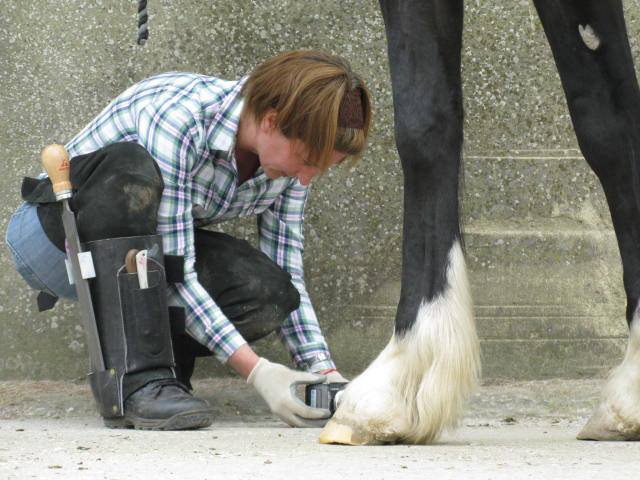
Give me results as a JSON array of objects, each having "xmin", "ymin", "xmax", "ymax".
[
  {"xmin": 261, "ymin": 221, "xmax": 628, "ymax": 380},
  {"xmin": 226, "ymin": 315, "xmax": 627, "ymax": 381},
  {"xmin": 461, "ymin": 150, "xmax": 612, "ymax": 228},
  {"xmin": 305, "ymin": 217, "xmax": 625, "ymax": 312}
]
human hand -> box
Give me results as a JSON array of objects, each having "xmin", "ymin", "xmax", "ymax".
[
  {"xmin": 247, "ymin": 357, "xmax": 331, "ymax": 427},
  {"xmin": 322, "ymin": 369, "xmax": 349, "ymax": 383}
]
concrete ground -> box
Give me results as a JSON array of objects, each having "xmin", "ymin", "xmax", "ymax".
[{"xmin": 1, "ymin": 378, "xmax": 639, "ymax": 479}]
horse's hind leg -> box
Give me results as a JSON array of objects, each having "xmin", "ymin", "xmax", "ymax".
[
  {"xmin": 534, "ymin": 0, "xmax": 640, "ymax": 440},
  {"xmin": 319, "ymin": 0, "xmax": 480, "ymax": 445}
]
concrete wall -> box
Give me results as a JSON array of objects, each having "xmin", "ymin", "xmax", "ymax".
[{"xmin": 2, "ymin": 0, "xmax": 639, "ymax": 380}]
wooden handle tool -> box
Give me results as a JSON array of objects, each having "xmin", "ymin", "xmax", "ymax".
[{"xmin": 42, "ymin": 144, "xmax": 105, "ymax": 372}]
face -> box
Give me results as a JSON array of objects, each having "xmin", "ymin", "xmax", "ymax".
[{"xmin": 255, "ymin": 110, "xmax": 347, "ymax": 186}]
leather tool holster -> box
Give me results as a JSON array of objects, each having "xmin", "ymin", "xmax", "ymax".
[{"xmin": 83, "ymin": 234, "xmax": 182, "ymax": 419}]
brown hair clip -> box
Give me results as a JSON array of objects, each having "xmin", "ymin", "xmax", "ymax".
[{"xmin": 338, "ymin": 88, "xmax": 365, "ymax": 129}]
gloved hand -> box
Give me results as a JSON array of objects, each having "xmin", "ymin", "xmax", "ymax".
[
  {"xmin": 247, "ymin": 357, "xmax": 331, "ymax": 428},
  {"xmin": 323, "ymin": 370, "xmax": 349, "ymax": 383}
]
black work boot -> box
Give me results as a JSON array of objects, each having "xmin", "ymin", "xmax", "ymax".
[{"xmin": 103, "ymin": 379, "xmax": 215, "ymax": 430}]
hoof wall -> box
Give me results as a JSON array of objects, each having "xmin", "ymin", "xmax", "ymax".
[
  {"xmin": 319, "ymin": 420, "xmax": 356, "ymax": 445},
  {"xmin": 319, "ymin": 419, "xmax": 387, "ymax": 445},
  {"xmin": 577, "ymin": 406, "xmax": 640, "ymax": 441}
]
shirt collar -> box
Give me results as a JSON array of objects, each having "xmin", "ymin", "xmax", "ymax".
[{"xmin": 207, "ymin": 75, "xmax": 250, "ymax": 152}]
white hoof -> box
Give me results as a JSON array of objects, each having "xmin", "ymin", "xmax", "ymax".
[
  {"xmin": 578, "ymin": 319, "xmax": 640, "ymax": 441},
  {"xmin": 320, "ymin": 343, "xmax": 412, "ymax": 445},
  {"xmin": 319, "ymin": 241, "xmax": 481, "ymax": 445},
  {"xmin": 577, "ymin": 403, "xmax": 640, "ymax": 441}
]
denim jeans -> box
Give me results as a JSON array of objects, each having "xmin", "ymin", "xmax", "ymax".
[{"xmin": 5, "ymin": 201, "xmax": 77, "ymax": 300}]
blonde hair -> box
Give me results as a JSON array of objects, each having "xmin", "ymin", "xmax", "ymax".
[{"xmin": 241, "ymin": 50, "xmax": 372, "ymax": 171}]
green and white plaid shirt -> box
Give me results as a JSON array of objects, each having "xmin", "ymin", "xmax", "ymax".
[{"xmin": 53, "ymin": 72, "xmax": 335, "ymax": 372}]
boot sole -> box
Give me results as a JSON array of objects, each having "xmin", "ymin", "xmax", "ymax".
[{"xmin": 103, "ymin": 409, "xmax": 215, "ymax": 431}]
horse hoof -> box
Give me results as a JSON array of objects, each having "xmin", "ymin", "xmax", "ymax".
[
  {"xmin": 319, "ymin": 419, "xmax": 383, "ymax": 445},
  {"xmin": 317, "ymin": 366, "xmax": 404, "ymax": 445},
  {"xmin": 577, "ymin": 319, "xmax": 640, "ymax": 441},
  {"xmin": 318, "ymin": 242, "xmax": 479, "ymax": 445},
  {"xmin": 318, "ymin": 419, "xmax": 354, "ymax": 445},
  {"xmin": 318, "ymin": 242, "xmax": 480, "ymax": 446},
  {"xmin": 577, "ymin": 404, "xmax": 640, "ymax": 441}
]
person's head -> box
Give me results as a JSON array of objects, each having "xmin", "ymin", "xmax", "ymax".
[{"xmin": 240, "ymin": 50, "xmax": 372, "ymax": 185}]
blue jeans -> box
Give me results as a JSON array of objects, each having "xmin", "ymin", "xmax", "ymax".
[{"xmin": 5, "ymin": 201, "xmax": 77, "ymax": 300}]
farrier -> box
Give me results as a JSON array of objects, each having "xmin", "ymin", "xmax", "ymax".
[{"xmin": 6, "ymin": 50, "xmax": 372, "ymax": 430}]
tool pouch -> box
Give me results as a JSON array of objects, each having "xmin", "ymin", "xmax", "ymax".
[{"xmin": 83, "ymin": 234, "xmax": 177, "ymax": 419}]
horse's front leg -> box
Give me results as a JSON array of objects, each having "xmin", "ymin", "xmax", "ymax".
[
  {"xmin": 534, "ymin": 0, "xmax": 640, "ymax": 440},
  {"xmin": 320, "ymin": 0, "xmax": 480, "ymax": 445}
]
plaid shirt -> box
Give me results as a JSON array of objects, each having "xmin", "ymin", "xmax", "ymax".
[{"xmin": 48, "ymin": 72, "xmax": 335, "ymax": 371}]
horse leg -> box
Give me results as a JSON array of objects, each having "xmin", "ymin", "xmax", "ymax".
[
  {"xmin": 319, "ymin": 0, "xmax": 480, "ymax": 445},
  {"xmin": 534, "ymin": 0, "xmax": 640, "ymax": 440}
]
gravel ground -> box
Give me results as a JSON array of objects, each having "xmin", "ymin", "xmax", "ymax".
[{"xmin": 1, "ymin": 378, "xmax": 638, "ymax": 479}]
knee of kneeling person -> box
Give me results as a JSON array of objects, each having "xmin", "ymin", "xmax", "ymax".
[
  {"xmin": 74, "ymin": 162, "xmax": 164, "ymax": 241},
  {"xmin": 266, "ymin": 274, "xmax": 300, "ymax": 316},
  {"xmin": 245, "ymin": 272, "xmax": 300, "ymax": 315},
  {"xmin": 281, "ymin": 279, "xmax": 301, "ymax": 315},
  {"xmin": 101, "ymin": 142, "xmax": 164, "ymax": 191}
]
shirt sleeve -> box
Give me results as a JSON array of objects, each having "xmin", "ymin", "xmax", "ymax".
[
  {"xmin": 257, "ymin": 180, "xmax": 335, "ymax": 372},
  {"xmin": 136, "ymin": 99, "xmax": 247, "ymax": 363}
]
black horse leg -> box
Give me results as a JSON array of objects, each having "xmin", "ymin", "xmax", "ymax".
[
  {"xmin": 534, "ymin": 0, "xmax": 640, "ymax": 440},
  {"xmin": 320, "ymin": 0, "xmax": 480, "ymax": 445},
  {"xmin": 383, "ymin": 0, "xmax": 465, "ymax": 334}
]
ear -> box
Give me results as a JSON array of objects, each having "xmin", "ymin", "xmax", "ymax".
[{"xmin": 260, "ymin": 109, "xmax": 278, "ymax": 133}]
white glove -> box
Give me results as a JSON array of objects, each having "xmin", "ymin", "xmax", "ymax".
[
  {"xmin": 247, "ymin": 357, "xmax": 331, "ymax": 428},
  {"xmin": 324, "ymin": 370, "xmax": 349, "ymax": 383}
]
